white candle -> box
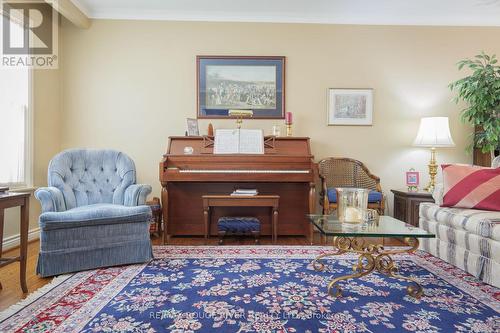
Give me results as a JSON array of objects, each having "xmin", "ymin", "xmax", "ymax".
[{"xmin": 344, "ymin": 207, "xmax": 362, "ymax": 222}]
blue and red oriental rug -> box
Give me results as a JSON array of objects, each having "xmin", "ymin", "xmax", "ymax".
[{"xmin": 0, "ymin": 246, "xmax": 498, "ymax": 332}]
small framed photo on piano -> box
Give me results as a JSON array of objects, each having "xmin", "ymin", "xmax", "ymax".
[
  {"xmin": 197, "ymin": 56, "xmax": 285, "ymax": 119},
  {"xmin": 186, "ymin": 118, "xmax": 199, "ymax": 136}
]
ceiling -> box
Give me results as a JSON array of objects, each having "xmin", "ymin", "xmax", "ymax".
[{"xmin": 72, "ymin": 0, "xmax": 500, "ymax": 26}]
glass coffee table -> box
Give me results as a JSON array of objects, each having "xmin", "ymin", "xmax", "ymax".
[{"xmin": 306, "ymin": 214, "xmax": 435, "ymax": 299}]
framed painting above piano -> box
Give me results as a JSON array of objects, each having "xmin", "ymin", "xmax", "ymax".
[
  {"xmin": 197, "ymin": 56, "xmax": 285, "ymax": 119},
  {"xmin": 160, "ymin": 136, "xmax": 316, "ymax": 243}
]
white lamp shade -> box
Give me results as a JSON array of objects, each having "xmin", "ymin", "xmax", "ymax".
[{"xmin": 413, "ymin": 117, "xmax": 455, "ymax": 148}]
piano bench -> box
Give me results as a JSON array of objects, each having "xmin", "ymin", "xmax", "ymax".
[{"xmin": 217, "ymin": 217, "xmax": 261, "ymax": 245}]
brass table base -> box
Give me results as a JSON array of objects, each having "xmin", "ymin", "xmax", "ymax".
[{"xmin": 313, "ymin": 236, "xmax": 423, "ymax": 299}]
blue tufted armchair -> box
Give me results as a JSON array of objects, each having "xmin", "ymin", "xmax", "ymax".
[{"xmin": 34, "ymin": 149, "xmax": 153, "ymax": 277}]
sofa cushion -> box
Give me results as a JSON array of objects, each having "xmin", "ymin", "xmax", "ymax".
[
  {"xmin": 420, "ymin": 202, "xmax": 500, "ymax": 241},
  {"xmin": 327, "ymin": 188, "xmax": 382, "ymax": 203},
  {"xmin": 40, "ymin": 204, "xmax": 152, "ymax": 231},
  {"xmin": 441, "ymin": 164, "xmax": 500, "ymax": 211}
]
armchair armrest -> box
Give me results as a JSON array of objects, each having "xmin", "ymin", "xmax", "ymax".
[
  {"xmin": 124, "ymin": 184, "xmax": 152, "ymax": 206},
  {"xmin": 35, "ymin": 187, "xmax": 66, "ymax": 213}
]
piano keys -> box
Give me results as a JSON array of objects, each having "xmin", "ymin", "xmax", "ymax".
[{"xmin": 159, "ymin": 136, "xmax": 317, "ymax": 243}]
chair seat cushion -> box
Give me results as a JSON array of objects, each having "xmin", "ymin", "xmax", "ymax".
[
  {"xmin": 40, "ymin": 204, "xmax": 152, "ymax": 231},
  {"xmin": 218, "ymin": 217, "xmax": 260, "ymax": 233},
  {"xmin": 327, "ymin": 188, "xmax": 382, "ymax": 203}
]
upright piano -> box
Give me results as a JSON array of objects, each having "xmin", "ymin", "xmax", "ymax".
[{"xmin": 159, "ymin": 136, "xmax": 316, "ymax": 243}]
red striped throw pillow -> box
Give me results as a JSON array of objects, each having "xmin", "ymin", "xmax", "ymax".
[{"xmin": 442, "ymin": 164, "xmax": 500, "ymax": 211}]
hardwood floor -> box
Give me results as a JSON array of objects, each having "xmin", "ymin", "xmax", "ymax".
[
  {"xmin": 0, "ymin": 234, "xmax": 400, "ymax": 312},
  {"xmin": 0, "ymin": 235, "xmax": 309, "ymax": 312}
]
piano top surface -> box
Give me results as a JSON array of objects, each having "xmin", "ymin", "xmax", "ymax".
[{"xmin": 164, "ymin": 136, "xmax": 313, "ymax": 158}]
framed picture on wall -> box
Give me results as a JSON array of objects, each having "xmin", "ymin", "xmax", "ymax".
[
  {"xmin": 197, "ymin": 56, "xmax": 285, "ymax": 119},
  {"xmin": 328, "ymin": 88, "xmax": 373, "ymax": 125}
]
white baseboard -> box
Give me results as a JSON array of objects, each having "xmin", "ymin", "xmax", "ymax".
[{"xmin": 2, "ymin": 228, "xmax": 40, "ymax": 252}]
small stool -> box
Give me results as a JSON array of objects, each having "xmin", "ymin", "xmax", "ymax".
[
  {"xmin": 146, "ymin": 197, "xmax": 162, "ymax": 237},
  {"xmin": 217, "ymin": 217, "xmax": 260, "ymax": 245}
]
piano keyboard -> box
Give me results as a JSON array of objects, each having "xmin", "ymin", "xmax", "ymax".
[{"xmin": 178, "ymin": 169, "xmax": 310, "ymax": 174}]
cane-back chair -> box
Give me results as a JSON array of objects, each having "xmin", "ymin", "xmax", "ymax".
[{"xmin": 318, "ymin": 157, "xmax": 385, "ymax": 215}]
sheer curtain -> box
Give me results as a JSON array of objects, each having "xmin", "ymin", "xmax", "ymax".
[{"xmin": 0, "ymin": 20, "xmax": 30, "ymax": 186}]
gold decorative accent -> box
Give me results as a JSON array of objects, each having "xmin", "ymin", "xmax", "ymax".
[
  {"xmin": 229, "ymin": 110, "xmax": 253, "ymax": 129},
  {"xmin": 313, "ymin": 236, "xmax": 423, "ymax": 299},
  {"xmin": 424, "ymin": 147, "xmax": 438, "ymax": 192},
  {"xmin": 286, "ymin": 124, "xmax": 292, "ymax": 136}
]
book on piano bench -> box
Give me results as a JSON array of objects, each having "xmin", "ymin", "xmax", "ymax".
[
  {"xmin": 231, "ymin": 189, "xmax": 258, "ymax": 196},
  {"xmin": 214, "ymin": 129, "xmax": 264, "ymax": 154}
]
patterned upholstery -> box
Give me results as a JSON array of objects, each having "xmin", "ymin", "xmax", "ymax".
[
  {"xmin": 419, "ymin": 202, "xmax": 500, "ymax": 288},
  {"xmin": 492, "ymin": 156, "xmax": 500, "ymax": 168},
  {"xmin": 34, "ymin": 149, "xmax": 153, "ymax": 277},
  {"xmin": 218, "ymin": 217, "xmax": 261, "ymax": 233}
]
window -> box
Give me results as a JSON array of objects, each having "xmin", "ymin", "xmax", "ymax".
[{"xmin": 0, "ymin": 21, "xmax": 32, "ymax": 188}]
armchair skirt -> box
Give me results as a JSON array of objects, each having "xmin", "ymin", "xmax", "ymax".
[{"xmin": 37, "ymin": 204, "xmax": 153, "ymax": 277}]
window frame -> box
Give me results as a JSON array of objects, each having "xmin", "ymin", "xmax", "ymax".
[{"xmin": 0, "ymin": 69, "xmax": 34, "ymax": 189}]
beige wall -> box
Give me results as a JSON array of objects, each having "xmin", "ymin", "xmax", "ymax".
[
  {"xmin": 4, "ymin": 19, "xmax": 499, "ymax": 244},
  {"xmin": 60, "ymin": 20, "xmax": 500, "ymax": 214}
]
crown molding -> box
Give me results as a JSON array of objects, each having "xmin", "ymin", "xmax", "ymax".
[
  {"xmin": 69, "ymin": 0, "xmax": 91, "ymax": 18},
  {"xmin": 81, "ymin": 10, "xmax": 500, "ymax": 27},
  {"xmin": 71, "ymin": 0, "xmax": 500, "ymax": 27}
]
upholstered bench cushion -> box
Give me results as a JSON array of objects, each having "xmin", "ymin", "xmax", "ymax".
[
  {"xmin": 218, "ymin": 217, "xmax": 260, "ymax": 233},
  {"xmin": 40, "ymin": 203, "xmax": 152, "ymax": 231},
  {"xmin": 327, "ymin": 188, "xmax": 383, "ymax": 203}
]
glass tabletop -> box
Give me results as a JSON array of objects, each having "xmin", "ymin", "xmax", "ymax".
[{"xmin": 306, "ymin": 214, "xmax": 435, "ymax": 238}]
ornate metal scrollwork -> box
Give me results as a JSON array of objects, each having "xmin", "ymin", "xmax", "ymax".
[{"xmin": 313, "ymin": 236, "xmax": 423, "ymax": 299}]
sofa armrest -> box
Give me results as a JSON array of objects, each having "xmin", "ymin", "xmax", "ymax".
[
  {"xmin": 34, "ymin": 187, "xmax": 66, "ymax": 213},
  {"xmin": 124, "ymin": 184, "xmax": 152, "ymax": 206}
]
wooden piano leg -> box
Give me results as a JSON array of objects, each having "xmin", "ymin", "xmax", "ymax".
[
  {"xmin": 203, "ymin": 207, "xmax": 210, "ymax": 243},
  {"xmin": 272, "ymin": 208, "xmax": 278, "ymax": 244},
  {"xmin": 309, "ymin": 182, "xmax": 316, "ymax": 245},
  {"xmin": 161, "ymin": 187, "xmax": 169, "ymax": 245}
]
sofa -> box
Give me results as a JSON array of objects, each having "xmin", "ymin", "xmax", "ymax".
[
  {"xmin": 35, "ymin": 149, "xmax": 153, "ymax": 277},
  {"xmin": 419, "ymin": 159, "xmax": 500, "ymax": 288}
]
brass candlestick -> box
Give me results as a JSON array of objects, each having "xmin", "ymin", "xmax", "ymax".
[
  {"xmin": 286, "ymin": 123, "xmax": 293, "ymax": 136},
  {"xmin": 424, "ymin": 147, "xmax": 438, "ymax": 192}
]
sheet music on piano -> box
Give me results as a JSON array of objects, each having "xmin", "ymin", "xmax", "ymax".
[{"xmin": 214, "ymin": 129, "xmax": 264, "ymax": 154}]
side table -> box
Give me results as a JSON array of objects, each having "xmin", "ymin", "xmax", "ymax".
[
  {"xmin": 202, "ymin": 195, "xmax": 279, "ymax": 243},
  {"xmin": 391, "ymin": 189, "xmax": 434, "ymax": 227},
  {"xmin": 146, "ymin": 197, "xmax": 162, "ymax": 237},
  {"xmin": 0, "ymin": 192, "xmax": 30, "ymax": 293}
]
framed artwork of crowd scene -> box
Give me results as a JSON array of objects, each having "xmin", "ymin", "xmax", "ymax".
[{"xmin": 197, "ymin": 56, "xmax": 285, "ymax": 119}]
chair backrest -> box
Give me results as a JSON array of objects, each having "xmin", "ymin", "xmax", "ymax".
[
  {"xmin": 48, "ymin": 149, "xmax": 136, "ymax": 209},
  {"xmin": 318, "ymin": 157, "xmax": 380, "ymax": 191}
]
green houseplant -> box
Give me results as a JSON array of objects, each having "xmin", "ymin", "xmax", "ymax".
[{"xmin": 449, "ymin": 52, "xmax": 500, "ymax": 162}]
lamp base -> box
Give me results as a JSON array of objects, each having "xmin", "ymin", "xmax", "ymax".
[{"xmin": 424, "ymin": 147, "xmax": 438, "ymax": 193}]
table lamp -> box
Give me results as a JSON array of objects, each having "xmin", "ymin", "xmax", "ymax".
[{"xmin": 413, "ymin": 117, "xmax": 455, "ymax": 192}]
